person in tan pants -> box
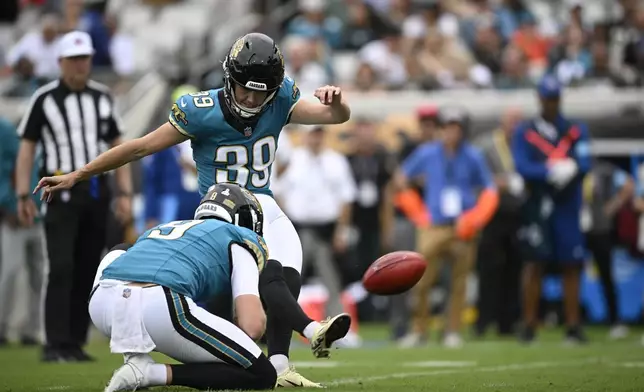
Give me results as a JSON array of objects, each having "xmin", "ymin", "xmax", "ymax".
[
  {"xmin": 408, "ymin": 226, "xmax": 478, "ymax": 347},
  {"xmin": 394, "ymin": 106, "xmax": 499, "ymax": 348}
]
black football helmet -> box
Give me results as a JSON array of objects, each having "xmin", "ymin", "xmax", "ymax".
[
  {"xmin": 222, "ymin": 33, "xmax": 285, "ymax": 120},
  {"xmin": 194, "ymin": 183, "xmax": 264, "ymax": 236}
]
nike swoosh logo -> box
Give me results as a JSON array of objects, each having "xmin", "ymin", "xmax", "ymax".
[
  {"xmin": 180, "ymin": 99, "xmax": 187, "ymax": 108},
  {"xmin": 285, "ymin": 380, "xmax": 303, "ymax": 387}
]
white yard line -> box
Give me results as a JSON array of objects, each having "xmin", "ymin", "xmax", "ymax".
[
  {"xmin": 326, "ymin": 358, "xmax": 600, "ymax": 386},
  {"xmin": 403, "ymin": 360, "xmax": 477, "ymax": 368}
]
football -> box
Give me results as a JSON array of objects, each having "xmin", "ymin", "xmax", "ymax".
[{"xmin": 362, "ymin": 251, "xmax": 427, "ymax": 295}]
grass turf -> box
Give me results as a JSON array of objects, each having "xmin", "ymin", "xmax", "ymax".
[{"xmin": 0, "ymin": 325, "xmax": 643, "ymax": 391}]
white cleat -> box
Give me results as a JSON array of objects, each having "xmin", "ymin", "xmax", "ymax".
[
  {"xmin": 397, "ymin": 332, "xmax": 423, "ymax": 349},
  {"xmin": 277, "ymin": 365, "xmax": 324, "ymax": 388},
  {"xmin": 608, "ymin": 324, "xmax": 629, "ymax": 340},
  {"xmin": 443, "ymin": 332, "xmax": 464, "ymax": 349},
  {"xmin": 104, "ymin": 354, "xmax": 154, "ymax": 392},
  {"xmin": 310, "ymin": 313, "xmax": 351, "ymax": 359}
]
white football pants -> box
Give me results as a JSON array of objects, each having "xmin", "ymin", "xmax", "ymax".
[
  {"xmin": 89, "ymin": 252, "xmax": 262, "ymax": 367},
  {"xmin": 255, "ymin": 194, "xmax": 303, "ymax": 274}
]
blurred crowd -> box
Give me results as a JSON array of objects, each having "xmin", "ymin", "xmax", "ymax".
[
  {"xmin": 275, "ymin": 0, "xmax": 644, "ymax": 93},
  {"xmin": 1, "ymin": 0, "xmax": 140, "ymax": 97},
  {"xmin": 2, "ymin": 0, "xmax": 644, "ymax": 97}
]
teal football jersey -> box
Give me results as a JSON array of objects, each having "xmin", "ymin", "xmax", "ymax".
[
  {"xmin": 101, "ymin": 219, "xmax": 268, "ymax": 303},
  {"xmin": 168, "ymin": 76, "xmax": 301, "ymax": 197}
]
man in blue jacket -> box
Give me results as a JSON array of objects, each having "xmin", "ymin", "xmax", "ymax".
[
  {"xmin": 511, "ymin": 75, "xmax": 591, "ymax": 344},
  {"xmin": 0, "ymin": 116, "xmax": 44, "ymax": 346}
]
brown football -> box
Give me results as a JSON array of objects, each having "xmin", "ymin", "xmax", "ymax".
[{"xmin": 362, "ymin": 251, "xmax": 427, "ymax": 295}]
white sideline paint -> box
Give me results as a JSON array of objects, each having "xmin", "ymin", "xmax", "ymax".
[
  {"xmin": 403, "ymin": 361, "xmax": 477, "ymax": 368},
  {"xmin": 326, "ymin": 359, "xmax": 600, "ymax": 386}
]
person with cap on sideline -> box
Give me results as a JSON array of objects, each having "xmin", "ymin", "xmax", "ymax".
[
  {"xmin": 14, "ymin": 30, "xmax": 132, "ymax": 362},
  {"xmin": 511, "ymin": 74, "xmax": 591, "ymax": 345},
  {"xmin": 394, "ymin": 106, "xmax": 499, "ymax": 348}
]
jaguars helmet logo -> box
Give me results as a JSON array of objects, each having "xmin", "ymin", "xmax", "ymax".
[
  {"xmin": 230, "ymin": 37, "xmax": 245, "ymax": 59},
  {"xmin": 171, "ymin": 103, "xmax": 188, "ymax": 126},
  {"xmin": 240, "ymin": 187, "xmax": 262, "ymax": 213}
]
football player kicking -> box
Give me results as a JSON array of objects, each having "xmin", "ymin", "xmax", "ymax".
[
  {"xmin": 36, "ymin": 33, "xmax": 351, "ymax": 387},
  {"xmin": 90, "ymin": 184, "xmax": 276, "ymax": 391}
]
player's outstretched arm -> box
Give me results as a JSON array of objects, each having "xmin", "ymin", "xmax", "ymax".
[
  {"xmin": 34, "ymin": 122, "xmax": 189, "ymax": 200},
  {"xmin": 290, "ymin": 85, "xmax": 351, "ymax": 125}
]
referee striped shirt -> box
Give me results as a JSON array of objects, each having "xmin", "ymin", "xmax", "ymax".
[{"xmin": 17, "ymin": 79, "xmax": 123, "ymax": 176}]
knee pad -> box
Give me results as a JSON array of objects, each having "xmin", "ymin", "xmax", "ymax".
[
  {"xmin": 250, "ymin": 354, "xmax": 277, "ymax": 390},
  {"xmin": 109, "ymin": 243, "xmax": 132, "ymax": 252},
  {"xmin": 282, "ymin": 266, "xmax": 302, "ymax": 300}
]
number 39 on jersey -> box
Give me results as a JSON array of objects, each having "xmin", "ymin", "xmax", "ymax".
[{"xmin": 215, "ymin": 136, "xmax": 276, "ymax": 189}]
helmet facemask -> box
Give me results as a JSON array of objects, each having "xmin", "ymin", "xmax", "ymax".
[{"xmin": 224, "ymin": 67, "xmax": 279, "ymax": 119}]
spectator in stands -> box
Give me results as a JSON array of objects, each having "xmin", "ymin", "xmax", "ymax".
[
  {"xmin": 341, "ymin": 0, "xmax": 379, "ymax": 50},
  {"xmin": 0, "ymin": 117, "xmax": 44, "ymax": 347},
  {"xmin": 389, "ymin": 104, "xmax": 439, "ymax": 341},
  {"xmin": 105, "ymin": 14, "xmax": 135, "ymax": 78},
  {"xmin": 495, "ymin": 45, "xmax": 532, "ymax": 89},
  {"xmin": 5, "ymin": 14, "xmax": 61, "ymax": 82},
  {"xmin": 417, "ymin": 30, "xmax": 476, "ymax": 89},
  {"xmin": 511, "ymin": 14, "xmax": 550, "ymax": 77},
  {"xmin": 471, "ymin": 21, "xmax": 504, "ymax": 75},
  {"xmin": 548, "ymin": 26, "xmax": 592, "ymax": 86},
  {"xmin": 607, "ymin": 0, "xmax": 644, "ymax": 86},
  {"xmin": 582, "ymin": 160, "xmax": 635, "ymax": 340},
  {"xmin": 282, "ymin": 36, "xmax": 329, "ymax": 96},
  {"xmin": 395, "ymin": 106, "xmax": 499, "ymax": 348},
  {"xmin": 358, "ymin": 25, "xmax": 408, "ymax": 89},
  {"xmin": 459, "ymin": 0, "xmax": 498, "ymax": 49},
  {"xmin": 474, "ymin": 107, "xmax": 524, "ymax": 337},
  {"xmin": 286, "ymin": 0, "xmax": 344, "ymax": 49},
  {"xmin": 402, "ymin": 1, "xmax": 459, "ymax": 48},
  {"xmin": 495, "ymin": 0, "xmax": 534, "ymax": 44},
  {"xmin": 384, "ymin": 0, "xmax": 412, "ymax": 27},
  {"xmin": 353, "ymin": 63, "xmax": 384, "ymax": 92}
]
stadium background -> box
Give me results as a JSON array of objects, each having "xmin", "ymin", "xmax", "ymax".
[{"xmin": 1, "ymin": 0, "xmax": 644, "ymax": 351}]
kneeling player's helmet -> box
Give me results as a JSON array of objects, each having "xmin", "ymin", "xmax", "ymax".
[
  {"xmin": 194, "ymin": 183, "xmax": 264, "ymax": 236},
  {"xmin": 222, "ymin": 33, "xmax": 285, "ymax": 120}
]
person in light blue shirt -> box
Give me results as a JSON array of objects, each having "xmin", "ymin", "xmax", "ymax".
[
  {"xmin": 394, "ymin": 106, "xmax": 499, "ymax": 348},
  {"xmin": 0, "ymin": 117, "xmax": 45, "ymax": 346}
]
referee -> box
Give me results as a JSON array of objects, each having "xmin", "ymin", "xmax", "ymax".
[{"xmin": 14, "ymin": 31, "xmax": 132, "ymax": 362}]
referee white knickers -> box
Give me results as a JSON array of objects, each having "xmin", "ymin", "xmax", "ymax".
[{"xmin": 88, "ymin": 251, "xmax": 263, "ymax": 367}]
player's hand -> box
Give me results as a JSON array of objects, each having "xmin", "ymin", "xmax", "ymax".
[
  {"xmin": 333, "ymin": 226, "xmax": 349, "ymax": 254},
  {"xmin": 115, "ymin": 195, "xmax": 133, "ymax": 225},
  {"xmin": 314, "ymin": 85, "xmax": 342, "ymax": 105},
  {"xmin": 34, "ymin": 172, "xmax": 78, "ymax": 202},
  {"xmin": 17, "ymin": 198, "xmax": 37, "ymax": 227}
]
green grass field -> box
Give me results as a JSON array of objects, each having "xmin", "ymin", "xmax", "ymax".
[{"xmin": 1, "ymin": 325, "xmax": 643, "ymax": 392}]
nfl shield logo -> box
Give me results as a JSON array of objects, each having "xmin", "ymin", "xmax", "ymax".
[
  {"xmin": 244, "ymin": 127, "xmax": 252, "ymax": 137},
  {"xmin": 122, "ymin": 288, "xmax": 131, "ymax": 298}
]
